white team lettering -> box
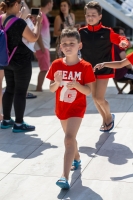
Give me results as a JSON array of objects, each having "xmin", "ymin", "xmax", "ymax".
[
  {"xmin": 58, "ymin": 70, "xmax": 82, "ymax": 102},
  {"xmin": 62, "ymin": 71, "xmax": 68, "ymax": 79},
  {"xmin": 68, "ymin": 71, "xmax": 74, "ymax": 80},
  {"xmin": 75, "ymin": 72, "xmax": 81, "ymax": 80},
  {"xmin": 60, "ymin": 70, "xmax": 82, "ymax": 80}
]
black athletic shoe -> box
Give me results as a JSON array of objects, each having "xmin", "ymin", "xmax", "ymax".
[
  {"xmin": 12, "ymin": 122, "xmax": 35, "ymax": 133},
  {"xmin": 1, "ymin": 118, "xmax": 14, "ymax": 129}
]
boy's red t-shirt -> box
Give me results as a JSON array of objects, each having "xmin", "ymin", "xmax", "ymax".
[
  {"xmin": 126, "ymin": 53, "xmax": 133, "ymax": 65},
  {"xmin": 46, "ymin": 58, "xmax": 95, "ymax": 120}
]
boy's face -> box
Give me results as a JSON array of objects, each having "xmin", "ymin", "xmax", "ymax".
[
  {"xmin": 85, "ymin": 8, "xmax": 102, "ymax": 26},
  {"xmin": 119, "ymin": 29, "xmax": 125, "ymax": 36},
  {"xmin": 60, "ymin": 37, "xmax": 82, "ymax": 57},
  {"xmin": 48, "ymin": 0, "xmax": 53, "ymax": 12}
]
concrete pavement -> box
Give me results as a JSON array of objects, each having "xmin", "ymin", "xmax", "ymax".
[{"xmin": 0, "ymin": 62, "xmax": 133, "ymax": 200}]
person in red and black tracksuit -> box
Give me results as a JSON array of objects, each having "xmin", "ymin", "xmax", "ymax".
[{"xmin": 79, "ymin": 1, "xmax": 129, "ymax": 132}]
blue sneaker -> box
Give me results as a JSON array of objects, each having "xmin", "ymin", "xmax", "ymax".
[
  {"xmin": 1, "ymin": 119, "xmax": 14, "ymax": 129},
  {"xmin": 12, "ymin": 122, "xmax": 35, "ymax": 133}
]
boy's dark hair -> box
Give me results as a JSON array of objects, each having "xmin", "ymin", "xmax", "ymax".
[
  {"xmin": 60, "ymin": 28, "xmax": 81, "ymax": 42},
  {"xmin": 113, "ymin": 26, "xmax": 125, "ymax": 34},
  {"xmin": 41, "ymin": 0, "xmax": 52, "ymax": 7},
  {"xmin": 84, "ymin": 1, "xmax": 102, "ymax": 15}
]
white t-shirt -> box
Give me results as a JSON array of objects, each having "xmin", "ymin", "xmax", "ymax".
[
  {"xmin": 22, "ymin": 18, "xmax": 36, "ymax": 52},
  {"xmin": 35, "ymin": 13, "xmax": 50, "ymax": 51}
]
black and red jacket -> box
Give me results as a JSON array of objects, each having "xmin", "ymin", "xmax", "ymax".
[{"xmin": 79, "ymin": 22, "xmax": 128, "ymax": 79}]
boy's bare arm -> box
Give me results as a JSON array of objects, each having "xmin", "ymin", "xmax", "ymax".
[
  {"xmin": 94, "ymin": 58, "xmax": 130, "ymax": 71},
  {"xmin": 49, "ymin": 71, "xmax": 62, "ymax": 92},
  {"xmin": 49, "ymin": 81, "xmax": 60, "ymax": 92},
  {"xmin": 76, "ymin": 83, "xmax": 91, "ymax": 96},
  {"xmin": 67, "ymin": 80, "xmax": 91, "ymax": 96},
  {"xmin": 119, "ymin": 51, "xmax": 132, "ymax": 69}
]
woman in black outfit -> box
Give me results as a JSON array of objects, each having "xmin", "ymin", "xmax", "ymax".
[{"xmin": 0, "ymin": 0, "xmax": 42, "ymax": 132}]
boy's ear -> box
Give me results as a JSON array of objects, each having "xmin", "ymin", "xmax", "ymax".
[
  {"xmin": 79, "ymin": 42, "xmax": 82, "ymax": 50},
  {"xmin": 60, "ymin": 44, "xmax": 62, "ymax": 51},
  {"xmin": 60, "ymin": 44, "xmax": 63, "ymax": 51},
  {"xmin": 99, "ymin": 14, "xmax": 102, "ymax": 21}
]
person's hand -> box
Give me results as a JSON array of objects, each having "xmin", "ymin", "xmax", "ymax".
[
  {"xmin": 17, "ymin": 6, "xmax": 25, "ymax": 18},
  {"xmin": 94, "ymin": 63, "xmax": 105, "ymax": 72},
  {"xmin": 27, "ymin": 12, "xmax": 42, "ymax": 25},
  {"xmin": 67, "ymin": 78, "xmax": 78, "ymax": 89},
  {"xmin": 119, "ymin": 40, "xmax": 128, "ymax": 49},
  {"xmin": 26, "ymin": 14, "xmax": 36, "ymax": 24},
  {"xmin": 36, "ymin": 12, "xmax": 43, "ymax": 24},
  {"xmin": 74, "ymin": 24, "xmax": 81, "ymax": 29},
  {"xmin": 41, "ymin": 46, "xmax": 45, "ymax": 53},
  {"xmin": 54, "ymin": 71, "xmax": 62, "ymax": 84}
]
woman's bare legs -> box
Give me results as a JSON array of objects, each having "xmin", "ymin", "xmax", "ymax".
[
  {"xmin": 60, "ymin": 117, "xmax": 82, "ymax": 180},
  {"xmin": 91, "ymin": 79, "xmax": 112, "ymax": 131},
  {"xmin": 0, "ymin": 70, "xmax": 4, "ymax": 120}
]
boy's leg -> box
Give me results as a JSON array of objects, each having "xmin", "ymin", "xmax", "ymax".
[
  {"xmin": 61, "ymin": 120, "xmax": 80, "ymax": 164},
  {"xmin": 35, "ymin": 49, "xmax": 50, "ymax": 91},
  {"xmin": 0, "ymin": 70, "xmax": 4, "ymax": 120},
  {"xmin": 91, "ymin": 80, "xmax": 107, "ymax": 129},
  {"xmin": 91, "ymin": 79, "xmax": 112, "ymax": 130},
  {"xmin": 60, "ymin": 117, "xmax": 82, "ymax": 180}
]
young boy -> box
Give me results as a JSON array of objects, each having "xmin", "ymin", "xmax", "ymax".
[
  {"xmin": 35, "ymin": 0, "xmax": 53, "ymax": 91},
  {"xmin": 46, "ymin": 28, "xmax": 95, "ymax": 189},
  {"xmin": 79, "ymin": 1, "xmax": 129, "ymax": 132},
  {"xmin": 94, "ymin": 52, "xmax": 133, "ymax": 71}
]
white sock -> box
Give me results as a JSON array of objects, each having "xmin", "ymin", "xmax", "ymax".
[
  {"xmin": 5, "ymin": 120, "xmax": 10, "ymax": 122},
  {"xmin": 15, "ymin": 123, "xmax": 22, "ymax": 126}
]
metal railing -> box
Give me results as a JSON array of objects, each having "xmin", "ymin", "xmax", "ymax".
[{"xmin": 107, "ymin": 0, "xmax": 133, "ymax": 17}]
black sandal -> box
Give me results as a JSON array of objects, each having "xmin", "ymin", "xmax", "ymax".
[
  {"xmin": 26, "ymin": 92, "xmax": 37, "ymax": 99},
  {"xmin": 99, "ymin": 124, "xmax": 106, "ymax": 132}
]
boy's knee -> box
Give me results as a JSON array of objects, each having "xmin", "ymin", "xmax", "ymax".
[
  {"xmin": 92, "ymin": 94, "xmax": 103, "ymax": 104},
  {"xmin": 65, "ymin": 134, "xmax": 75, "ymax": 147},
  {"xmin": 95, "ymin": 97, "xmax": 104, "ymax": 105}
]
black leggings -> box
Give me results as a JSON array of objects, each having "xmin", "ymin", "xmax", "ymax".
[{"xmin": 3, "ymin": 63, "xmax": 32, "ymax": 123}]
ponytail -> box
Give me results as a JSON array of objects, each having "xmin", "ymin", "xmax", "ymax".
[
  {"xmin": 0, "ymin": 0, "xmax": 21, "ymax": 13},
  {"xmin": 0, "ymin": 2, "xmax": 7, "ymax": 13}
]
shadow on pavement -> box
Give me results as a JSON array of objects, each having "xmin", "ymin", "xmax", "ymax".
[
  {"xmin": 79, "ymin": 132, "xmax": 133, "ymax": 165},
  {"xmin": 111, "ymin": 174, "xmax": 133, "ymax": 181},
  {"xmin": 58, "ymin": 170, "xmax": 103, "ymax": 200}
]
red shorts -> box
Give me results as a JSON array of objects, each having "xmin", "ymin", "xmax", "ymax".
[{"xmin": 35, "ymin": 49, "xmax": 50, "ymax": 71}]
